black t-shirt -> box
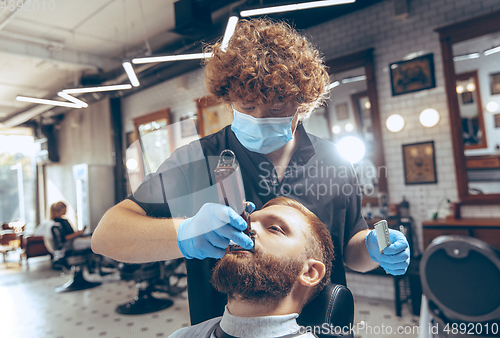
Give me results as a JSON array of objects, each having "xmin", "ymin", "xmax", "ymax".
[
  {"xmin": 128, "ymin": 123, "xmax": 367, "ymax": 325},
  {"xmin": 53, "ymin": 218, "xmax": 74, "ymax": 240}
]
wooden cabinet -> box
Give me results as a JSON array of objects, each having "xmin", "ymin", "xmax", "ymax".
[
  {"xmin": 422, "ymin": 218, "xmax": 500, "ymax": 251},
  {"xmin": 465, "ymin": 155, "xmax": 500, "ymax": 169}
]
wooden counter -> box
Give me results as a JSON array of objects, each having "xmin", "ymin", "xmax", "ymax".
[{"xmin": 422, "ymin": 218, "xmax": 500, "ymax": 251}]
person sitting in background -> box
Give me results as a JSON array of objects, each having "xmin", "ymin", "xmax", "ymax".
[
  {"xmin": 49, "ymin": 202, "xmax": 86, "ymax": 241},
  {"xmin": 168, "ymin": 197, "xmax": 335, "ymax": 338},
  {"xmin": 47, "ymin": 201, "xmax": 91, "ymax": 251}
]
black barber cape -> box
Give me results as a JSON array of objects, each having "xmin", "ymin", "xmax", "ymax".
[{"xmin": 128, "ymin": 123, "xmax": 367, "ymax": 325}]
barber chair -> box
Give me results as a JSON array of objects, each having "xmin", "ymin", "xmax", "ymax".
[
  {"xmin": 115, "ymin": 259, "xmax": 186, "ymax": 315},
  {"xmin": 420, "ymin": 236, "xmax": 500, "ymax": 337},
  {"xmin": 298, "ymin": 282, "xmax": 355, "ymax": 337},
  {"xmin": 51, "ymin": 225, "xmax": 101, "ymax": 293}
]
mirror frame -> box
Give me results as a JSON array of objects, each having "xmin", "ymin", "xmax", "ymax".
[
  {"xmin": 132, "ymin": 108, "xmax": 174, "ymax": 177},
  {"xmin": 436, "ymin": 10, "xmax": 500, "ymax": 205},
  {"xmin": 325, "ymin": 48, "xmax": 388, "ymax": 205},
  {"xmin": 455, "ymin": 70, "xmax": 487, "ymax": 150}
]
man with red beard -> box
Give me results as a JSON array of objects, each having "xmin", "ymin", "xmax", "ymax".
[{"xmin": 168, "ymin": 197, "xmax": 334, "ymax": 338}]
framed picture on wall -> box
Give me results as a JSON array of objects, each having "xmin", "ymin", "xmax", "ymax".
[
  {"xmin": 336, "ymin": 103, "xmax": 349, "ymax": 120},
  {"xmin": 390, "ymin": 54, "xmax": 436, "ymax": 96},
  {"xmin": 491, "ymin": 72, "xmax": 500, "ymax": 95},
  {"xmin": 402, "ymin": 141, "xmax": 437, "ymax": 185},
  {"xmin": 195, "ymin": 95, "xmax": 233, "ymax": 137}
]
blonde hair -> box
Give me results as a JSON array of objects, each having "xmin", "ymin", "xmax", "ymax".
[{"xmin": 49, "ymin": 201, "xmax": 67, "ymax": 220}]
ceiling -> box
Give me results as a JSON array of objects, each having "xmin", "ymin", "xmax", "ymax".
[{"xmin": 0, "ymin": 0, "xmax": 383, "ymax": 128}]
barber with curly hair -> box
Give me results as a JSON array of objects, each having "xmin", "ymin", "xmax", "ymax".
[{"xmin": 92, "ymin": 18, "xmax": 410, "ymax": 325}]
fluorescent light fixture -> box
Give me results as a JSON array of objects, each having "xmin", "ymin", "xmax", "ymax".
[
  {"xmin": 484, "ymin": 46, "xmax": 500, "ymax": 56},
  {"xmin": 57, "ymin": 92, "xmax": 88, "ymax": 108},
  {"xmin": 122, "ymin": 62, "xmax": 140, "ymax": 87},
  {"xmin": 221, "ymin": 16, "xmax": 239, "ymax": 52},
  {"xmin": 342, "ymin": 75, "xmax": 366, "ymax": 84},
  {"xmin": 403, "ymin": 51, "xmax": 426, "ymax": 61},
  {"xmin": 453, "ymin": 53, "xmax": 480, "ymax": 61},
  {"xmin": 63, "ymin": 84, "xmax": 132, "ymax": 94},
  {"xmin": 240, "ymin": 0, "xmax": 355, "ymax": 17},
  {"xmin": 16, "ymin": 96, "xmax": 81, "ymax": 109},
  {"xmin": 327, "ymin": 81, "xmax": 340, "ymax": 90},
  {"xmin": 132, "ymin": 53, "xmax": 213, "ymax": 64}
]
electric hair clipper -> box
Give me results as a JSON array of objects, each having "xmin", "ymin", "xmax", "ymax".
[{"xmin": 214, "ymin": 150, "xmax": 254, "ymax": 252}]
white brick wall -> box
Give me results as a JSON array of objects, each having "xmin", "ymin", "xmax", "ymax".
[{"xmin": 121, "ymin": 0, "xmax": 500, "ymax": 300}]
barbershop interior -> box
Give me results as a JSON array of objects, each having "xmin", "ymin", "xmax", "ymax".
[{"xmin": 1, "ymin": 0, "xmax": 500, "ymax": 337}]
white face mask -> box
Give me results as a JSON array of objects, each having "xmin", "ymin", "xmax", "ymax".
[{"xmin": 230, "ymin": 107, "xmax": 295, "ymax": 154}]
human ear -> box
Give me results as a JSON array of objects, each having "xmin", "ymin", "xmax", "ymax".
[{"xmin": 298, "ymin": 259, "xmax": 326, "ymax": 287}]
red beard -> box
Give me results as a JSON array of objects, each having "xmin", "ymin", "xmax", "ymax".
[{"xmin": 210, "ymin": 248, "xmax": 304, "ymax": 303}]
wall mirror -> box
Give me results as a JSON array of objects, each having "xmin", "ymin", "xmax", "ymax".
[
  {"xmin": 304, "ymin": 49, "xmax": 387, "ymax": 206},
  {"xmin": 455, "ymin": 71, "xmax": 487, "ymax": 150},
  {"xmin": 132, "ymin": 108, "xmax": 174, "ymax": 176},
  {"xmin": 436, "ymin": 11, "xmax": 500, "ymax": 204}
]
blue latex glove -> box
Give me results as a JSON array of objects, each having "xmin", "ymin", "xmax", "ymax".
[
  {"xmin": 177, "ymin": 202, "xmax": 255, "ymax": 260},
  {"xmin": 365, "ymin": 229, "xmax": 410, "ymax": 275}
]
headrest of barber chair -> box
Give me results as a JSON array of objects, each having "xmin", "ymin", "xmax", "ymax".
[{"xmin": 297, "ymin": 282, "xmax": 354, "ymax": 335}]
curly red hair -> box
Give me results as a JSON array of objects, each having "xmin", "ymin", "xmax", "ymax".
[{"xmin": 204, "ymin": 18, "xmax": 329, "ymax": 119}]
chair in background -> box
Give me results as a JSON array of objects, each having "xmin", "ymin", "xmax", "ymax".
[
  {"xmin": 20, "ymin": 235, "xmax": 51, "ymax": 267},
  {"xmin": 115, "ymin": 259, "xmax": 187, "ymax": 315},
  {"xmin": 420, "ymin": 235, "xmax": 500, "ymax": 337},
  {"xmin": 50, "ymin": 225, "xmax": 101, "ymax": 292}
]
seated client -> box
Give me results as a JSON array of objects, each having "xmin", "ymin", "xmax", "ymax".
[
  {"xmin": 168, "ymin": 196, "xmax": 335, "ymax": 338},
  {"xmin": 48, "ymin": 201, "xmax": 91, "ymax": 251}
]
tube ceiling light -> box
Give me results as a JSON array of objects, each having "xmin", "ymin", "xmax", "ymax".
[
  {"xmin": 453, "ymin": 53, "xmax": 480, "ymax": 61},
  {"xmin": 240, "ymin": 0, "xmax": 356, "ymax": 17},
  {"xmin": 327, "ymin": 81, "xmax": 340, "ymax": 90},
  {"xmin": 342, "ymin": 75, "xmax": 366, "ymax": 84},
  {"xmin": 221, "ymin": 16, "xmax": 239, "ymax": 52},
  {"xmin": 132, "ymin": 53, "xmax": 212, "ymax": 64},
  {"xmin": 57, "ymin": 92, "xmax": 88, "ymax": 108},
  {"xmin": 62, "ymin": 84, "xmax": 132, "ymax": 94},
  {"xmin": 122, "ymin": 62, "xmax": 140, "ymax": 87},
  {"xmin": 16, "ymin": 96, "xmax": 81, "ymax": 109},
  {"xmin": 484, "ymin": 46, "xmax": 500, "ymax": 56}
]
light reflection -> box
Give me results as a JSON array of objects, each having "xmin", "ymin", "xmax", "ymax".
[{"xmin": 337, "ymin": 136, "xmax": 366, "ymax": 164}]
